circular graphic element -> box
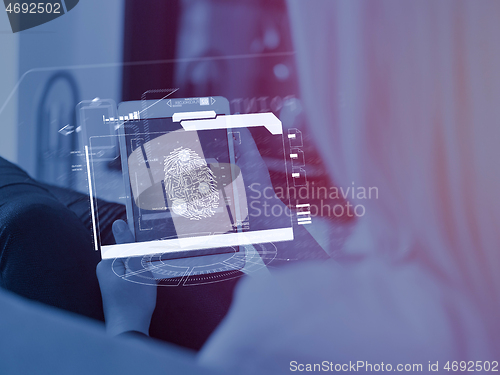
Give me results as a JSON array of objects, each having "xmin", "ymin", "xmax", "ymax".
[
  {"xmin": 111, "ymin": 242, "xmax": 278, "ymax": 287},
  {"xmin": 198, "ymin": 182, "xmax": 210, "ymax": 194},
  {"xmin": 164, "ymin": 147, "xmax": 219, "ymax": 220},
  {"xmin": 171, "ymin": 199, "xmax": 188, "ymax": 216},
  {"xmin": 178, "ymin": 149, "xmax": 191, "ymax": 162}
]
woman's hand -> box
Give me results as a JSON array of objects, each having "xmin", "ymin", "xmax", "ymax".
[{"xmin": 96, "ymin": 220, "xmax": 157, "ymax": 337}]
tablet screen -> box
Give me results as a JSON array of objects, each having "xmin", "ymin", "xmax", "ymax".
[
  {"xmin": 122, "ymin": 117, "xmax": 243, "ymax": 244},
  {"xmin": 89, "ymin": 97, "xmax": 293, "ymax": 260}
]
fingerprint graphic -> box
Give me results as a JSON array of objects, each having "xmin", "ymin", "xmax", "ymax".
[{"xmin": 163, "ymin": 147, "xmax": 219, "ymax": 220}]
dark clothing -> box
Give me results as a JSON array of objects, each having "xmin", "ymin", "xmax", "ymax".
[
  {"xmin": 0, "ymin": 156, "xmax": 327, "ymax": 350},
  {"xmin": 0, "ymin": 158, "xmax": 109, "ymax": 321},
  {"xmin": 0, "ymin": 156, "xmax": 240, "ymax": 350}
]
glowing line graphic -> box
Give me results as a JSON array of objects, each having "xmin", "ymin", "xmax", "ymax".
[{"xmin": 85, "ymin": 145, "xmax": 99, "ymax": 251}]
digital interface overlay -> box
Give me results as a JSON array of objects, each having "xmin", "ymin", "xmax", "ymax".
[{"xmin": 84, "ymin": 97, "xmax": 294, "ymax": 280}]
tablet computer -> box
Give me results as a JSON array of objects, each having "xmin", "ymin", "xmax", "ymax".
[{"xmin": 90, "ymin": 96, "xmax": 293, "ymax": 264}]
